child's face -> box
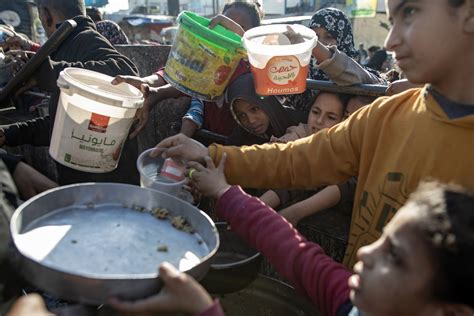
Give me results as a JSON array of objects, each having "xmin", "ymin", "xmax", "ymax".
[
  {"xmin": 233, "ymin": 99, "xmax": 270, "ymax": 135},
  {"xmin": 312, "ymin": 27, "xmax": 338, "ymax": 46},
  {"xmin": 350, "ymin": 204, "xmax": 438, "ymax": 315},
  {"xmin": 307, "ymin": 93, "xmax": 344, "ymax": 133},
  {"xmin": 344, "ymin": 97, "xmax": 366, "ymax": 119},
  {"xmin": 384, "ymin": 0, "xmax": 470, "ymax": 85}
]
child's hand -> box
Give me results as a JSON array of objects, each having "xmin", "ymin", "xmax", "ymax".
[
  {"xmin": 6, "ymin": 294, "xmax": 51, "ymax": 316},
  {"xmin": 111, "ymin": 75, "xmax": 147, "ymax": 90},
  {"xmin": 109, "ymin": 262, "xmax": 213, "ymax": 315},
  {"xmin": 283, "ymin": 26, "xmax": 305, "ymax": 44},
  {"xmin": 208, "ymin": 14, "xmax": 245, "ymax": 36},
  {"xmin": 187, "ymin": 153, "xmax": 231, "ymax": 200}
]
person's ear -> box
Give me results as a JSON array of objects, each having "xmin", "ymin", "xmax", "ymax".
[{"xmin": 463, "ymin": 0, "xmax": 474, "ymax": 33}]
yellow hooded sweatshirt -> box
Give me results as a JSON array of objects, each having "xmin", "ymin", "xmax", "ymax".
[{"xmin": 209, "ymin": 86, "xmax": 474, "ymax": 267}]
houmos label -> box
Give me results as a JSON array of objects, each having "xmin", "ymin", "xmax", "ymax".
[
  {"xmin": 250, "ymin": 55, "xmax": 309, "ymax": 96},
  {"xmin": 268, "ymin": 56, "xmax": 301, "ymax": 85}
]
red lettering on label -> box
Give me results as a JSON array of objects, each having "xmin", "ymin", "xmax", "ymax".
[{"xmin": 269, "ymin": 64, "xmax": 298, "ymax": 74}]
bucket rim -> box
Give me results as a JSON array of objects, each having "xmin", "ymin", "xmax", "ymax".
[
  {"xmin": 177, "ymin": 11, "xmax": 243, "ymax": 52},
  {"xmin": 59, "ymin": 68, "xmax": 144, "ymax": 109},
  {"xmin": 243, "ymin": 24, "xmax": 318, "ymax": 56}
]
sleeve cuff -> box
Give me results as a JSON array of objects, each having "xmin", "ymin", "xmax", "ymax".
[
  {"xmin": 215, "ymin": 185, "xmax": 244, "ymax": 218},
  {"xmin": 316, "ymin": 46, "xmax": 347, "ymax": 80},
  {"xmin": 182, "ymin": 116, "xmax": 202, "ymax": 128},
  {"xmin": 0, "ymin": 152, "xmax": 22, "ymax": 174}
]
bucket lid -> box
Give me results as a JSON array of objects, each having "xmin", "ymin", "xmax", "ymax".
[
  {"xmin": 243, "ymin": 24, "xmax": 317, "ymax": 56},
  {"xmin": 58, "ymin": 68, "xmax": 144, "ymax": 109},
  {"xmin": 177, "ymin": 11, "xmax": 244, "ymax": 54}
]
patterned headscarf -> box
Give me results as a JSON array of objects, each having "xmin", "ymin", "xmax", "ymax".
[
  {"xmin": 285, "ymin": 8, "xmax": 379, "ymax": 112},
  {"xmin": 309, "ymin": 8, "xmax": 357, "ymax": 58}
]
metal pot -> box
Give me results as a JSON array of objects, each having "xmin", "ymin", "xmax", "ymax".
[
  {"xmin": 10, "ymin": 183, "xmax": 219, "ymax": 305},
  {"xmin": 217, "ymin": 275, "xmax": 320, "ymax": 316},
  {"xmin": 200, "ymin": 222, "xmax": 261, "ymax": 294}
]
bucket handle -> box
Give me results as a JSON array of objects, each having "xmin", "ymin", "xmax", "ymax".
[
  {"xmin": 56, "ymin": 75, "xmax": 70, "ymax": 90},
  {"xmin": 178, "ymin": 12, "xmax": 244, "ymax": 52}
]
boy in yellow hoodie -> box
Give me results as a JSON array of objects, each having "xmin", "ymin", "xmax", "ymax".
[{"xmin": 153, "ymin": 0, "xmax": 474, "ymax": 268}]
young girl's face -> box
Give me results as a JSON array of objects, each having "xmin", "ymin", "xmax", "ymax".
[
  {"xmin": 307, "ymin": 93, "xmax": 344, "ymax": 133},
  {"xmin": 312, "ymin": 27, "xmax": 338, "ymax": 46},
  {"xmin": 384, "ymin": 0, "xmax": 470, "ymax": 85},
  {"xmin": 350, "ymin": 204, "xmax": 439, "ymax": 316},
  {"xmin": 233, "ymin": 99, "xmax": 270, "ymax": 135}
]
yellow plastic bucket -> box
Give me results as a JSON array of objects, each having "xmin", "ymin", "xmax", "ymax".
[{"xmin": 164, "ymin": 11, "xmax": 245, "ymax": 101}]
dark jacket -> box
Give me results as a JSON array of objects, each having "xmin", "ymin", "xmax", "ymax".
[
  {"xmin": 0, "ymin": 160, "xmax": 20, "ymax": 311},
  {"xmin": 226, "ymin": 74, "xmax": 305, "ymax": 146},
  {"xmin": 4, "ymin": 15, "xmax": 140, "ymax": 185}
]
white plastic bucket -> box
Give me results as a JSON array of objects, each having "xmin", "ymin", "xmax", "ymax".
[
  {"xmin": 136, "ymin": 148, "xmax": 186, "ymax": 196},
  {"xmin": 49, "ymin": 68, "xmax": 143, "ymax": 173},
  {"xmin": 243, "ymin": 24, "xmax": 317, "ymax": 96}
]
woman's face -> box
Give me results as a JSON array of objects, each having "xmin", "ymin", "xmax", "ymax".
[
  {"xmin": 307, "ymin": 93, "xmax": 344, "ymax": 134},
  {"xmin": 351, "ymin": 205, "xmax": 439, "ymax": 316},
  {"xmin": 233, "ymin": 99, "xmax": 270, "ymax": 135},
  {"xmin": 312, "ymin": 27, "xmax": 337, "ymax": 46}
]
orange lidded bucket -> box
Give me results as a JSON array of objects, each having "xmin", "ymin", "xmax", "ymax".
[{"xmin": 243, "ymin": 24, "xmax": 317, "ymax": 96}]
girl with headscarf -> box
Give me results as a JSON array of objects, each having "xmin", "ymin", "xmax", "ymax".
[
  {"xmin": 286, "ymin": 7, "xmax": 385, "ymax": 112},
  {"xmin": 226, "ymin": 73, "xmax": 305, "ymax": 146}
]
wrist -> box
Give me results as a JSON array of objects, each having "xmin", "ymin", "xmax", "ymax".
[
  {"xmin": 215, "ymin": 185, "xmax": 231, "ymax": 200},
  {"xmin": 188, "ymin": 294, "xmax": 214, "ymax": 314}
]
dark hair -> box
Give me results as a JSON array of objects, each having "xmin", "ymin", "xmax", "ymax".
[
  {"xmin": 86, "ymin": 7, "xmax": 102, "ymax": 22},
  {"xmin": 312, "ymin": 91, "xmax": 351, "ymax": 113},
  {"xmin": 222, "ymin": 1, "xmax": 263, "ymax": 28},
  {"xmin": 36, "ymin": 0, "xmax": 85, "ymax": 18},
  {"xmin": 366, "ymin": 49, "xmax": 388, "ymax": 71},
  {"xmin": 367, "ymin": 46, "xmax": 380, "ymax": 53},
  {"xmin": 409, "ymin": 182, "xmax": 474, "ymax": 308},
  {"xmin": 448, "ymin": 0, "xmax": 465, "ymax": 6}
]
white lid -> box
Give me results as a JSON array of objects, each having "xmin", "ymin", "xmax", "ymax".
[
  {"xmin": 243, "ymin": 24, "xmax": 317, "ymax": 56},
  {"xmin": 58, "ymin": 68, "xmax": 144, "ymax": 109}
]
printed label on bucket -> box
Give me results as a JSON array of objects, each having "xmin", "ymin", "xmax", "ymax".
[
  {"xmin": 88, "ymin": 113, "xmax": 110, "ymax": 133},
  {"xmin": 250, "ymin": 55, "xmax": 309, "ymax": 96},
  {"xmin": 50, "ymin": 102, "xmax": 134, "ymax": 172},
  {"xmin": 164, "ymin": 26, "xmax": 241, "ymax": 101},
  {"xmin": 267, "ymin": 56, "xmax": 300, "ymax": 85}
]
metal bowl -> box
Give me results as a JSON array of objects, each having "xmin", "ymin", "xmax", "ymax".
[
  {"xmin": 217, "ymin": 276, "xmax": 320, "ymax": 316},
  {"xmin": 200, "ymin": 222, "xmax": 261, "ymax": 294},
  {"xmin": 10, "ymin": 183, "xmax": 219, "ymax": 305}
]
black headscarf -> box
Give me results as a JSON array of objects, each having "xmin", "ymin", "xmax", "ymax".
[{"xmin": 226, "ymin": 73, "xmax": 304, "ymax": 145}]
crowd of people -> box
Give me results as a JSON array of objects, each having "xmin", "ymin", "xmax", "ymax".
[{"xmin": 0, "ymin": 0, "xmax": 473, "ymax": 315}]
